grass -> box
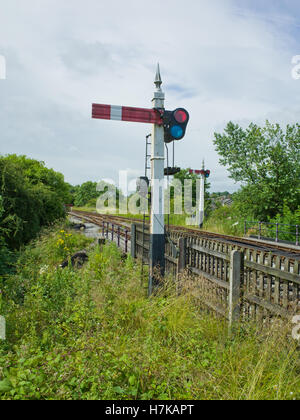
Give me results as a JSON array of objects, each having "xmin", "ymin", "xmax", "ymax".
[{"xmin": 1, "ymin": 224, "xmax": 299, "ymax": 400}]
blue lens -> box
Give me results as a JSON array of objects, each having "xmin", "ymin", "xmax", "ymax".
[{"xmin": 171, "ymin": 125, "xmax": 183, "ymax": 139}]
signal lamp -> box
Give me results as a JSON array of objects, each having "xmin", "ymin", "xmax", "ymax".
[{"xmin": 163, "ymin": 108, "xmax": 189, "ymax": 143}]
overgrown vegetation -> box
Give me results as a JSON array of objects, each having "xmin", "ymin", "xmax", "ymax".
[
  {"xmin": 0, "ymin": 155, "xmax": 72, "ymax": 277},
  {"xmin": 0, "ymin": 225, "xmax": 299, "ymax": 400},
  {"xmin": 0, "ymin": 155, "xmax": 71, "ymax": 250},
  {"xmin": 203, "ymin": 203, "xmax": 244, "ymax": 236},
  {"xmin": 0, "ymin": 196, "xmax": 14, "ymax": 277}
]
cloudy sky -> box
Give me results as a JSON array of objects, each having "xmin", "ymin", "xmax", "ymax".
[{"xmin": 0, "ymin": 0, "xmax": 300, "ymax": 192}]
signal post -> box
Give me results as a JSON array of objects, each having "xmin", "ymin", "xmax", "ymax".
[
  {"xmin": 149, "ymin": 65, "xmax": 165, "ymax": 295},
  {"xmin": 199, "ymin": 161, "xmax": 205, "ymax": 229},
  {"xmin": 190, "ymin": 163, "xmax": 210, "ymax": 228},
  {"xmin": 92, "ymin": 64, "xmax": 189, "ymax": 296}
]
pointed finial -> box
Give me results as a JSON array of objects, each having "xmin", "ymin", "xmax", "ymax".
[
  {"xmin": 202, "ymin": 159, "xmax": 205, "ymax": 170},
  {"xmin": 154, "ymin": 63, "xmax": 162, "ymax": 91}
]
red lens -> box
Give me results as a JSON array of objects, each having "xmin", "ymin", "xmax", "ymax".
[{"xmin": 174, "ymin": 110, "xmax": 188, "ymax": 123}]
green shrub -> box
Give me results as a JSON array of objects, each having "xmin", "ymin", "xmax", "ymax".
[{"xmin": 0, "ymin": 155, "xmax": 70, "ymax": 250}]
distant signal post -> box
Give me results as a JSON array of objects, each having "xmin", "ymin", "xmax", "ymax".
[
  {"xmin": 190, "ymin": 162, "xmax": 210, "ymax": 228},
  {"xmin": 92, "ymin": 65, "xmax": 189, "ymax": 295}
]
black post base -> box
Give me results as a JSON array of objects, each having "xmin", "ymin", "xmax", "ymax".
[{"xmin": 149, "ymin": 233, "xmax": 165, "ymax": 296}]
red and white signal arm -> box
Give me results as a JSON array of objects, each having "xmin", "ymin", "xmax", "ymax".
[
  {"xmin": 92, "ymin": 104, "xmax": 163, "ymax": 125},
  {"xmin": 189, "ymin": 169, "xmax": 210, "ymax": 177}
]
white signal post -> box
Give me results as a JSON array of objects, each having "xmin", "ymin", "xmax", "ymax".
[
  {"xmin": 199, "ymin": 160, "xmax": 205, "ymax": 228},
  {"xmin": 149, "ymin": 64, "xmax": 165, "ymax": 295},
  {"xmin": 197, "ymin": 160, "xmax": 205, "ymax": 228}
]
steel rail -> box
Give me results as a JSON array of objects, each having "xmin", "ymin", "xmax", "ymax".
[{"xmin": 69, "ymin": 210, "xmax": 300, "ymax": 258}]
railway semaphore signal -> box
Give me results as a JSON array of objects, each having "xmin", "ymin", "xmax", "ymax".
[
  {"xmin": 189, "ymin": 161, "xmax": 210, "ymax": 228},
  {"xmin": 92, "ymin": 64, "xmax": 189, "ymax": 295}
]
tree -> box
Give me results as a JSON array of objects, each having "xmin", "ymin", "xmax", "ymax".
[
  {"xmin": 214, "ymin": 121, "xmax": 300, "ymax": 220},
  {"xmin": 5, "ymin": 155, "xmax": 72, "ymax": 204},
  {"xmin": 0, "ymin": 155, "xmax": 68, "ymax": 249},
  {"xmin": 74, "ymin": 182, "xmax": 99, "ymax": 207},
  {"xmin": 73, "ymin": 181, "xmax": 123, "ymax": 209}
]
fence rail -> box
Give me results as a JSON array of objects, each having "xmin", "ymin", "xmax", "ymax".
[
  {"xmin": 245, "ymin": 220, "xmax": 300, "ymax": 246},
  {"xmin": 100, "ymin": 220, "xmax": 130, "ymax": 253},
  {"xmin": 130, "ymin": 223, "xmax": 300, "ymax": 324},
  {"xmin": 96, "ymin": 219, "xmax": 300, "ymax": 324}
]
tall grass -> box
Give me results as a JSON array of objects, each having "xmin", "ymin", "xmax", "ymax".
[{"xmin": 0, "ymin": 225, "xmax": 299, "ymax": 400}]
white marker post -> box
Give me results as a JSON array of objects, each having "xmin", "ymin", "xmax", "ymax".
[
  {"xmin": 198, "ymin": 160, "xmax": 205, "ymax": 228},
  {"xmin": 149, "ymin": 64, "xmax": 165, "ymax": 295}
]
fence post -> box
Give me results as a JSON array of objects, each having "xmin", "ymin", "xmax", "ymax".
[
  {"xmin": 117, "ymin": 226, "xmax": 120, "ymax": 248},
  {"xmin": 176, "ymin": 237, "xmax": 187, "ymax": 295},
  {"xmin": 125, "ymin": 230, "xmax": 128, "ymax": 254},
  {"xmin": 131, "ymin": 224, "xmax": 136, "ymax": 258},
  {"xmin": 177, "ymin": 237, "xmax": 187, "ymax": 274},
  {"xmin": 276, "ymin": 223, "xmax": 279, "ymax": 243},
  {"xmin": 229, "ymin": 250, "xmax": 242, "ymax": 327}
]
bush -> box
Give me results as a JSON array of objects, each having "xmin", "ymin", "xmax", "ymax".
[{"xmin": 0, "ymin": 155, "xmax": 69, "ymax": 249}]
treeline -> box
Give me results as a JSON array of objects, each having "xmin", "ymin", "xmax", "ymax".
[
  {"xmin": 0, "ymin": 155, "xmax": 72, "ymax": 275},
  {"xmin": 71, "ymin": 181, "xmax": 122, "ymax": 208}
]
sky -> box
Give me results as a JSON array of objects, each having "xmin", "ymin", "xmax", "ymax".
[{"xmin": 0, "ymin": 0, "xmax": 300, "ymax": 193}]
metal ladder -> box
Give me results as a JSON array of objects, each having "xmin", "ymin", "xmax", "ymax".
[{"xmin": 141, "ymin": 134, "xmax": 151, "ymax": 281}]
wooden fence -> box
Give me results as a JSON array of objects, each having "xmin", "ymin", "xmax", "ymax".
[{"xmin": 130, "ymin": 223, "xmax": 300, "ymax": 324}]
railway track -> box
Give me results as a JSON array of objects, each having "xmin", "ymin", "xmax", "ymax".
[
  {"xmin": 69, "ymin": 210, "xmax": 300, "ymax": 259},
  {"xmin": 69, "ymin": 210, "xmax": 131, "ymax": 252}
]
